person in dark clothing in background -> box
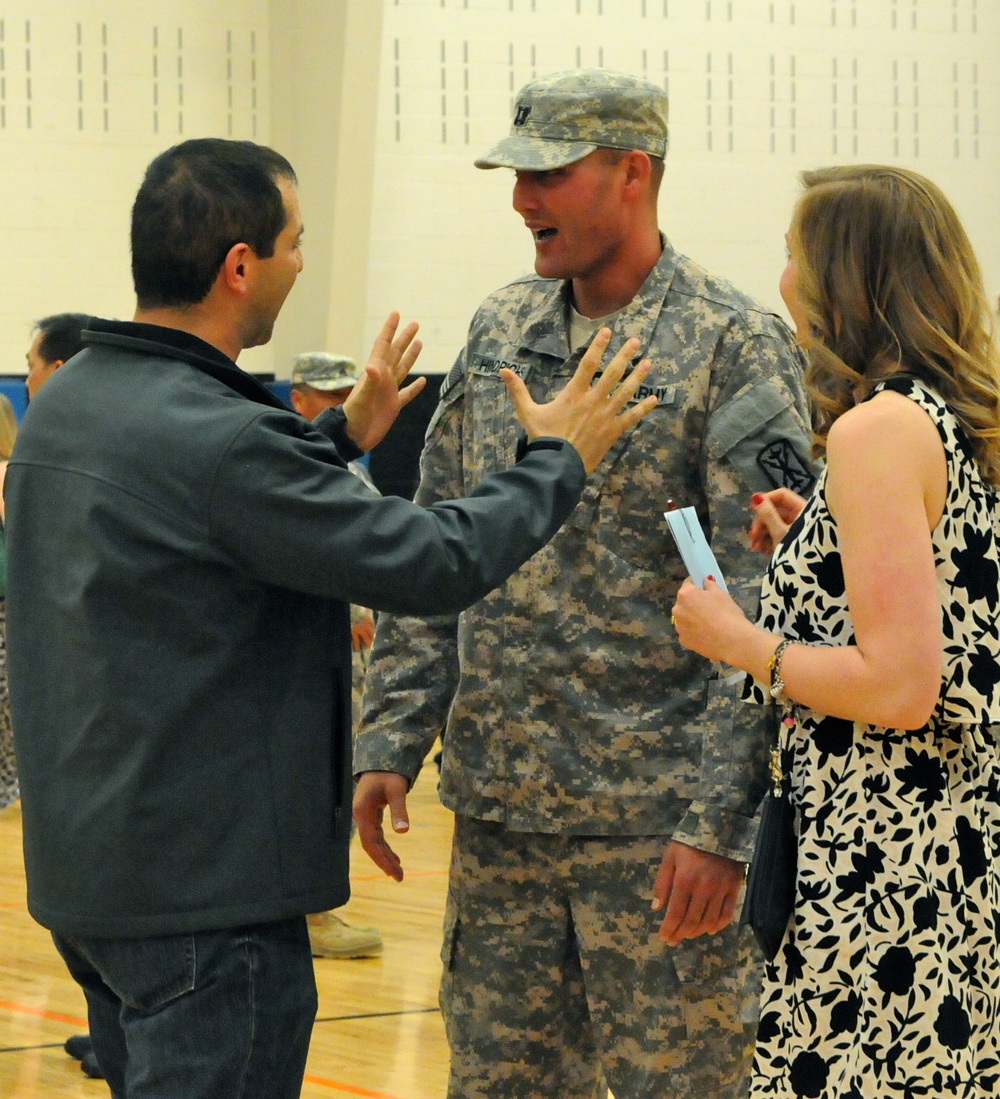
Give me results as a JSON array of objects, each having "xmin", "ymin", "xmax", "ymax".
[{"xmin": 24, "ymin": 312, "xmax": 91, "ymax": 400}]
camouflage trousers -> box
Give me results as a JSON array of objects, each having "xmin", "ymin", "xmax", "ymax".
[{"xmin": 440, "ymin": 816, "xmax": 761, "ymax": 1099}]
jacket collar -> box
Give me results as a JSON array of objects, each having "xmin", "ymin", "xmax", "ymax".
[{"xmin": 81, "ymin": 319, "xmax": 288, "ymax": 411}]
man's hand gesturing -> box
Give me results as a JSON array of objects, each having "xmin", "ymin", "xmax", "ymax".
[{"xmin": 501, "ymin": 328, "xmax": 657, "ymax": 473}]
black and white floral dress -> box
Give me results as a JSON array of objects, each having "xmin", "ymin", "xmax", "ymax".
[{"xmin": 749, "ymin": 377, "xmax": 1000, "ymax": 1099}]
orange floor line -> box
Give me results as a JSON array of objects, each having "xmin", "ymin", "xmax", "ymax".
[
  {"xmin": 0, "ymin": 999, "xmax": 87, "ymax": 1027},
  {"xmin": 302, "ymin": 1074, "xmax": 407, "ymax": 1098}
]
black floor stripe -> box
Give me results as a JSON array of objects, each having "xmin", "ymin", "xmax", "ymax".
[
  {"xmin": 0, "ymin": 1043, "xmax": 70, "ymax": 1054},
  {"xmin": 0, "ymin": 1008, "xmax": 442, "ymax": 1053},
  {"xmin": 314, "ymin": 1007, "xmax": 439, "ymax": 1023}
]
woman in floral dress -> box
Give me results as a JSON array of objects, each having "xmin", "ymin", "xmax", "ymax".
[{"xmin": 673, "ymin": 165, "xmax": 1000, "ymax": 1098}]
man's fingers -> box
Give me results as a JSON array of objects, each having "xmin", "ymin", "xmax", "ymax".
[
  {"xmin": 604, "ymin": 358, "xmax": 653, "ymax": 411},
  {"xmin": 394, "ymin": 335, "xmax": 423, "ymax": 379},
  {"xmin": 503, "ymin": 337, "xmax": 656, "ymax": 469},
  {"xmin": 696, "ymin": 889, "xmax": 738, "ymax": 938},
  {"xmin": 396, "ymin": 376, "xmax": 427, "ymax": 410},
  {"xmin": 372, "ymin": 311, "xmax": 401, "ymax": 358},
  {"xmin": 355, "ymin": 806, "xmax": 405, "ymax": 881},
  {"xmin": 360, "ymin": 833, "xmax": 404, "ymax": 881},
  {"xmin": 657, "ymin": 891, "xmax": 693, "ymax": 941},
  {"xmin": 353, "ymin": 773, "xmax": 410, "ymax": 880},
  {"xmin": 387, "ymin": 790, "xmax": 410, "ymax": 834},
  {"xmin": 590, "ymin": 338, "xmax": 642, "ymax": 398},
  {"xmin": 387, "ymin": 322, "xmax": 421, "ymax": 372},
  {"xmin": 711, "ymin": 891, "xmax": 738, "ymax": 934},
  {"xmin": 659, "ymin": 890, "xmax": 720, "ymax": 944},
  {"xmin": 651, "ymin": 855, "xmax": 674, "ymax": 912},
  {"xmin": 621, "ymin": 393, "xmax": 658, "ymax": 428},
  {"xmin": 574, "ymin": 327, "xmax": 614, "ymax": 386},
  {"xmin": 367, "ymin": 311, "xmax": 416, "ymax": 376},
  {"xmin": 500, "ymin": 368, "xmax": 533, "ymax": 418}
]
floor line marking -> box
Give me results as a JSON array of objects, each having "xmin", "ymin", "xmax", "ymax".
[
  {"xmin": 0, "ymin": 1043, "xmax": 68, "ymax": 1054},
  {"xmin": 302, "ymin": 1074, "xmax": 409, "ymax": 1098},
  {"xmin": 0, "ymin": 1000, "xmax": 87, "ymax": 1027},
  {"xmin": 314, "ymin": 1006, "xmax": 438, "ymax": 1024},
  {"xmin": 0, "ymin": 1044, "xmax": 409, "ymax": 1099}
]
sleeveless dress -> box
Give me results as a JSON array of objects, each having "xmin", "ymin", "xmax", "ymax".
[{"xmin": 748, "ymin": 377, "xmax": 1000, "ymax": 1098}]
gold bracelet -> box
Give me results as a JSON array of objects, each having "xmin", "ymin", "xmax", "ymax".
[{"xmin": 767, "ymin": 638, "xmax": 793, "ymax": 701}]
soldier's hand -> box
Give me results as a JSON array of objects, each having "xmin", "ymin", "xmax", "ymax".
[
  {"xmin": 652, "ymin": 840, "xmax": 746, "ymax": 945},
  {"xmin": 500, "ymin": 328, "xmax": 657, "ymax": 474},
  {"xmin": 351, "ymin": 613, "xmax": 375, "ymax": 652},
  {"xmin": 343, "ymin": 312, "xmax": 426, "ymax": 452},
  {"xmin": 353, "ymin": 770, "xmax": 411, "ymax": 881}
]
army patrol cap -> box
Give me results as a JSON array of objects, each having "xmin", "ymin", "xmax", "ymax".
[
  {"xmin": 290, "ymin": 352, "xmax": 360, "ymax": 391},
  {"xmin": 475, "ymin": 68, "xmax": 669, "ymax": 171}
]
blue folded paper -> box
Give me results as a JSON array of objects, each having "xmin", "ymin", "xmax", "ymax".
[{"xmin": 663, "ymin": 506, "xmax": 728, "ymax": 591}]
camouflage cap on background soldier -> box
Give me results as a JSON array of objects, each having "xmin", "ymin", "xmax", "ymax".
[
  {"xmin": 474, "ymin": 68, "xmax": 669, "ymax": 171},
  {"xmin": 290, "ymin": 352, "xmax": 360, "ymax": 391}
]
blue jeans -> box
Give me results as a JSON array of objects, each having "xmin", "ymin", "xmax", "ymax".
[{"xmin": 53, "ymin": 916, "xmax": 317, "ymax": 1099}]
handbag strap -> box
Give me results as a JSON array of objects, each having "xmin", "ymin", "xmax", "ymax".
[{"xmin": 765, "ymin": 701, "xmax": 794, "ymax": 797}]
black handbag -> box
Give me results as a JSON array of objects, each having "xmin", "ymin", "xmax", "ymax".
[{"xmin": 741, "ymin": 703, "xmax": 797, "ymax": 961}]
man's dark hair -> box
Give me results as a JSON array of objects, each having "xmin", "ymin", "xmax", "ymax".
[
  {"xmin": 131, "ymin": 138, "xmax": 297, "ymax": 309},
  {"xmin": 35, "ymin": 313, "xmax": 92, "ymax": 365}
]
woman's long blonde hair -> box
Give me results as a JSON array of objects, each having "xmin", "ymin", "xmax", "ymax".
[
  {"xmin": 0, "ymin": 395, "xmax": 17, "ymax": 461},
  {"xmin": 790, "ymin": 165, "xmax": 1000, "ymax": 483}
]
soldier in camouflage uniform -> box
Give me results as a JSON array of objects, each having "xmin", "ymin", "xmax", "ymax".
[{"xmin": 354, "ymin": 69, "xmax": 817, "ymax": 1099}]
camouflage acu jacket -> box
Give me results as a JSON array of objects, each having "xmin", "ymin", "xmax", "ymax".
[{"xmin": 357, "ymin": 240, "xmax": 817, "ymax": 859}]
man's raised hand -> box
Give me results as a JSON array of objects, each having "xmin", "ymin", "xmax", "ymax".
[
  {"xmin": 501, "ymin": 328, "xmax": 657, "ymax": 473},
  {"xmin": 343, "ymin": 311, "xmax": 425, "ymax": 452}
]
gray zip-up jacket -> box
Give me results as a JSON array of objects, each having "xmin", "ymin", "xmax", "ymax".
[{"xmin": 5, "ymin": 319, "xmax": 586, "ymax": 938}]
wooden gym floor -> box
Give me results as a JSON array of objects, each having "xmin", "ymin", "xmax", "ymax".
[{"xmin": 0, "ymin": 758, "xmax": 452, "ymax": 1099}]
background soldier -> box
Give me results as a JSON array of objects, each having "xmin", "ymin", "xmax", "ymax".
[{"xmin": 289, "ymin": 350, "xmax": 383, "ymax": 961}]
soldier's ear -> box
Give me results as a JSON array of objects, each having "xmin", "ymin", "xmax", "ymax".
[{"xmin": 620, "ymin": 150, "xmax": 652, "ymax": 202}]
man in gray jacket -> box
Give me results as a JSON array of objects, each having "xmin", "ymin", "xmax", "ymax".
[
  {"xmin": 354, "ymin": 69, "xmax": 817, "ymax": 1098},
  {"xmin": 4, "ymin": 137, "xmax": 654, "ymax": 1099}
]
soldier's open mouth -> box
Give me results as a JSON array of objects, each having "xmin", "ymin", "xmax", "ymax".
[{"xmin": 535, "ymin": 228, "xmax": 557, "ymax": 241}]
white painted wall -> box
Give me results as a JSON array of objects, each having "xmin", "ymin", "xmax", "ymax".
[
  {"xmin": 0, "ymin": 1, "xmax": 273, "ymax": 375},
  {"xmin": 0, "ymin": 0, "xmax": 997, "ymax": 384},
  {"xmin": 366, "ymin": 0, "xmax": 1000, "ymax": 373}
]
